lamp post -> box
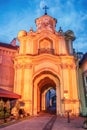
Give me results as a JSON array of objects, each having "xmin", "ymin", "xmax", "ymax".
[
  {"xmin": 66, "ymin": 110, "xmax": 72, "ymax": 123},
  {"xmin": 62, "ymin": 97, "xmax": 72, "ymax": 123}
]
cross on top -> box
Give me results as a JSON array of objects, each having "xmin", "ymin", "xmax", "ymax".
[{"xmin": 43, "ymin": 5, "xmax": 49, "ymax": 15}]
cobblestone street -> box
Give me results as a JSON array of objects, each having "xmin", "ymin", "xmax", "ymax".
[{"xmin": 0, "ymin": 114, "xmax": 85, "ymax": 130}]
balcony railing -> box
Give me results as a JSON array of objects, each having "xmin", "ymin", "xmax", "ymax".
[{"xmin": 38, "ymin": 48, "xmax": 54, "ymax": 54}]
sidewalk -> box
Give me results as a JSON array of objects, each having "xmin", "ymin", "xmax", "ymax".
[
  {"xmin": 0, "ymin": 114, "xmax": 85, "ymax": 130},
  {"xmin": 52, "ymin": 116, "xmax": 84, "ymax": 130}
]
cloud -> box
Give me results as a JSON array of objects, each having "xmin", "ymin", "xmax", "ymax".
[
  {"xmin": 74, "ymin": 34, "xmax": 87, "ymax": 53},
  {"xmin": 0, "ymin": 0, "xmax": 86, "ymax": 53},
  {"xmin": 40, "ymin": 0, "xmax": 46, "ymax": 9}
]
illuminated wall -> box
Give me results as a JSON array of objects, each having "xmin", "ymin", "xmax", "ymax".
[
  {"xmin": 79, "ymin": 53, "xmax": 87, "ymax": 116},
  {"xmin": 0, "ymin": 44, "xmax": 17, "ymax": 91},
  {"xmin": 14, "ymin": 14, "xmax": 79, "ymax": 115}
]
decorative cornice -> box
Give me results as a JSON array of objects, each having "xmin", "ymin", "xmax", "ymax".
[
  {"xmin": 15, "ymin": 63, "xmax": 32, "ymax": 69},
  {"xmin": 0, "ymin": 48, "xmax": 16, "ymax": 56},
  {"xmin": 24, "ymin": 64, "xmax": 32, "ymax": 69},
  {"xmin": 60, "ymin": 63, "xmax": 76, "ymax": 69}
]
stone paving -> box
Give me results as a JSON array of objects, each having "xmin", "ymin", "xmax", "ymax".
[
  {"xmin": 0, "ymin": 115, "xmax": 52, "ymax": 130},
  {"xmin": 0, "ymin": 114, "xmax": 85, "ymax": 130},
  {"xmin": 52, "ymin": 116, "xmax": 84, "ymax": 130}
]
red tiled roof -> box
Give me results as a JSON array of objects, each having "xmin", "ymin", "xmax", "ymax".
[
  {"xmin": 0, "ymin": 42, "xmax": 19, "ymax": 50},
  {"xmin": 0, "ymin": 88, "xmax": 21, "ymax": 99}
]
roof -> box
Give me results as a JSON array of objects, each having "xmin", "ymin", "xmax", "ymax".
[
  {"xmin": 79, "ymin": 53, "xmax": 87, "ymax": 66},
  {"xmin": 0, "ymin": 42, "xmax": 18, "ymax": 50},
  {"xmin": 0, "ymin": 88, "xmax": 21, "ymax": 99}
]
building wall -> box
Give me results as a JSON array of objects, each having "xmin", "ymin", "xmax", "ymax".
[
  {"xmin": 79, "ymin": 56, "xmax": 87, "ymax": 116},
  {"xmin": 13, "ymin": 14, "xmax": 79, "ymax": 115},
  {"xmin": 0, "ymin": 45, "xmax": 17, "ymax": 91}
]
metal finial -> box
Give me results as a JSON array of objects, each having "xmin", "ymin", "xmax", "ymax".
[
  {"xmin": 43, "ymin": 5, "xmax": 49, "ymax": 15},
  {"xmin": 59, "ymin": 27, "xmax": 63, "ymax": 33},
  {"xmin": 30, "ymin": 27, "xmax": 33, "ymax": 32}
]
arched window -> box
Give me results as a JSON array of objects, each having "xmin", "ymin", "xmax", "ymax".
[{"xmin": 38, "ymin": 38, "xmax": 54, "ymax": 54}]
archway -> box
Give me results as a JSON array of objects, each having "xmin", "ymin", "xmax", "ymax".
[
  {"xmin": 38, "ymin": 77, "xmax": 56, "ymax": 113},
  {"xmin": 33, "ymin": 71, "xmax": 61, "ymax": 115},
  {"xmin": 46, "ymin": 88, "xmax": 56, "ymax": 114}
]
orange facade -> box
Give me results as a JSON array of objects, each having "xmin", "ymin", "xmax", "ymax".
[{"xmin": 13, "ymin": 14, "xmax": 79, "ymax": 115}]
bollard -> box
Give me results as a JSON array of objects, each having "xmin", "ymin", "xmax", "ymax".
[
  {"xmin": 65, "ymin": 110, "xmax": 72, "ymax": 123},
  {"xmin": 67, "ymin": 111, "xmax": 70, "ymax": 123}
]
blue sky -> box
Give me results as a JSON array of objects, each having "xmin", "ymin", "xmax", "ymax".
[{"xmin": 0, "ymin": 0, "xmax": 87, "ymax": 53}]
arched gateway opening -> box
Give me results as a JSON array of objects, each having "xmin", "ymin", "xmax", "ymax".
[
  {"xmin": 33, "ymin": 71, "xmax": 61, "ymax": 115},
  {"xmin": 39, "ymin": 77, "xmax": 56, "ymax": 114},
  {"xmin": 46, "ymin": 88, "xmax": 56, "ymax": 114}
]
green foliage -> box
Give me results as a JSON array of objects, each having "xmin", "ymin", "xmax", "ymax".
[
  {"xmin": 0, "ymin": 99, "xmax": 21, "ymax": 119},
  {"xmin": 0, "ymin": 100, "xmax": 10, "ymax": 119},
  {"xmin": 0, "ymin": 111, "xmax": 10, "ymax": 119},
  {"xmin": 0, "ymin": 111, "xmax": 4, "ymax": 119},
  {"xmin": 6, "ymin": 100, "xmax": 10, "ymax": 109},
  {"xmin": 5, "ymin": 112, "xmax": 10, "ymax": 118},
  {"xmin": 5, "ymin": 100, "xmax": 10, "ymax": 113},
  {"xmin": 0, "ymin": 99, "xmax": 4, "ymax": 111}
]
